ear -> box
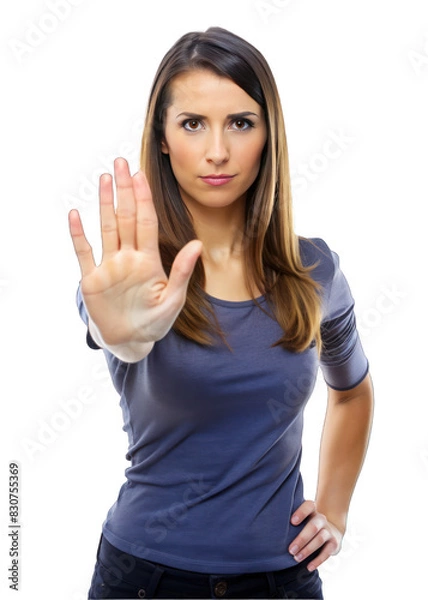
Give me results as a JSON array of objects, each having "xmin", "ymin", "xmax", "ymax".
[{"xmin": 161, "ymin": 139, "xmax": 169, "ymax": 155}]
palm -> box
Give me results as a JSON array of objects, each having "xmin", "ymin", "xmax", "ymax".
[{"xmin": 69, "ymin": 158, "xmax": 202, "ymax": 347}]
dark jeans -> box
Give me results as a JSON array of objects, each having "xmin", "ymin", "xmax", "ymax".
[{"xmin": 88, "ymin": 535, "xmax": 323, "ymax": 599}]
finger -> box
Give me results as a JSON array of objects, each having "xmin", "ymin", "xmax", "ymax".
[
  {"xmin": 289, "ymin": 513, "xmax": 326, "ymax": 556},
  {"xmin": 99, "ymin": 173, "xmax": 119, "ymax": 258},
  {"xmin": 114, "ymin": 157, "xmax": 137, "ymax": 249},
  {"xmin": 133, "ymin": 170, "xmax": 159, "ymax": 254},
  {"xmin": 292, "ymin": 528, "xmax": 332, "ymax": 563},
  {"xmin": 307, "ymin": 540, "xmax": 338, "ymax": 572},
  {"xmin": 68, "ymin": 209, "xmax": 96, "ymax": 277},
  {"xmin": 291, "ymin": 500, "xmax": 317, "ymax": 526},
  {"xmin": 166, "ymin": 240, "xmax": 203, "ymax": 303}
]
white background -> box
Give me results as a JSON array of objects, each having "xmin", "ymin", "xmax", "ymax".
[{"xmin": 1, "ymin": 0, "xmax": 427, "ymax": 598}]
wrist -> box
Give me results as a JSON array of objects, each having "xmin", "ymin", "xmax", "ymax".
[
  {"xmin": 88, "ymin": 319, "xmax": 154, "ymax": 362},
  {"xmin": 315, "ymin": 503, "xmax": 347, "ymax": 535},
  {"xmin": 328, "ymin": 516, "xmax": 347, "ymax": 536}
]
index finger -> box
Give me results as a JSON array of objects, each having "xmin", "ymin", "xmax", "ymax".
[
  {"xmin": 132, "ymin": 171, "xmax": 160, "ymax": 254},
  {"xmin": 291, "ymin": 500, "xmax": 317, "ymax": 526}
]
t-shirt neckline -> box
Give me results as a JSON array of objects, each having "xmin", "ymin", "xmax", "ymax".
[{"xmin": 203, "ymin": 292, "xmax": 267, "ymax": 308}]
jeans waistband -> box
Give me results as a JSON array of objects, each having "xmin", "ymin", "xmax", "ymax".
[{"xmin": 96, "ymin": 534, "xmax": 320, "ymax": 597}]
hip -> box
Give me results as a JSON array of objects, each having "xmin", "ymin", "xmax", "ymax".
[{"xmin": 88, "ymin": 534, "xmax": 323, "ymax": 599}]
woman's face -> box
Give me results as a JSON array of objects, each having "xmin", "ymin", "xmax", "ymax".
[{"xmin": 161, "ymin": 69, "xmax": 267, "ymax": 215}]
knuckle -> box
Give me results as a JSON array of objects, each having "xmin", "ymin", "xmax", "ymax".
[
  {"xmin": 101, "ymin": 222, "xmax": 116, "ymax": 233},
  {"xmin": 77, "ymin": 247, "xmax": 91, "ymax": 258},
  {"xmin": 117, "ymin": 208, "xmax": 136, "ymax": 219},
  {"xmin": 137, "ymin": 216, "xmax": 157, "ymax": 228},
  {"xmin": 317, "ymin": 513, "xmax": 327, "ymax": 526},
  {"xmin": 310, "ymin": 521, "xmax": 321, "ymax": 536},
  {"xmin": 319, "ymin": 528, "xmax": 330, "ymax": 543}
]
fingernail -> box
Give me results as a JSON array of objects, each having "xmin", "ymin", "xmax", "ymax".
[
  {"xmin": 307, "ymin": 564, "xmax": 315, "ymax": 572},
  {"xmin": 290, "ymin": 545, "xmax": 299, "ymax": 555},
  {"xmin": 291, "ymin": 516, "xmax": 300, "ymax": 524},
  {"xmin": 294, "ymin": 553, "xmax": 303, "ymax": 562}
]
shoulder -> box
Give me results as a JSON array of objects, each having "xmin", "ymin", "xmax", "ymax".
[
  {"xmin": 299, "ymin": 237, "xmax": 357, "ymax": 322},
  {"xmin": 298, "ymin": 237, "xmax": 338, "ymax": 286}
]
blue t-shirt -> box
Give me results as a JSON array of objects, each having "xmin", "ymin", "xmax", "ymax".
[{"xmin": 76, "ymin": 237, "xmax": 368, "ymax": 574}]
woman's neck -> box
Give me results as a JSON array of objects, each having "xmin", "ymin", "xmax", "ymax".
[{"xmin": 184, "ymin": 198, "xmax": 247, "ymax": 267}]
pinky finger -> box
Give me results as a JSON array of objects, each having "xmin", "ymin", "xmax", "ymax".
[
  {"xmin": 307, "ymin": 541, "xmax": 337, "ymax": 572},
  {"xmin": 68, "ymin": 209, "xmax": 96, "ymax": 277}
]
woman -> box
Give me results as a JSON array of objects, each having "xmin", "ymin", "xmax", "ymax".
[{"xmin": 69, "ymin": 27, "xmax": 374, "ymax": 600}]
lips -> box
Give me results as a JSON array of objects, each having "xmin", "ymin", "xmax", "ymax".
[{"xmin": 200, "ymin": 174, "xmax": 236, "ymax": 186}]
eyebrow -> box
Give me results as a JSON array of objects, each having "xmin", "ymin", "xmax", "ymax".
[{"xmin": 175, "ymin": 111, "xmax": 261, "ymax": 121}]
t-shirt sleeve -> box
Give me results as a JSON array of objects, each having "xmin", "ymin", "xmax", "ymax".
[
  {"xmin": 317, "ymin": 242, "xmax": 369, "ymax": 391},
  {"xmin": 76, "ymin": 284, "xmax": 102, "ymax": 350}
]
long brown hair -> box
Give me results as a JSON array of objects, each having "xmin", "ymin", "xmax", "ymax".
[{"xmin": 140, "ymin": 27, "xmax": 322, "ymax": 353}]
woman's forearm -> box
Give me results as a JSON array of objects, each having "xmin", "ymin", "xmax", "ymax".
[{"xmin": 315, "ymin": 373, "xmax": 374, "ymax": 533}]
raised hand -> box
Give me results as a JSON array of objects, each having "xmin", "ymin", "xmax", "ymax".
[{"xmin": 68, "ymin": 158, "xmax": 202, "ymax": 356}]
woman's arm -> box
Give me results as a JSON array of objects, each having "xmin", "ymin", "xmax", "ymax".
[
  {"xmin": 87, "ymin": 316, "xmax": 155, "ymax": 363},
  {"xmin": 288, "ymin": 373, "xmax": 374, "ymax": 571},
  {"xmin": 315, "ymin": 372, "xmax": 374, "ymax": 531}
]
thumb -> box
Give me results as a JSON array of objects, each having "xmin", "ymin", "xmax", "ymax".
[{"xmin": 167, "ymin": 240, "xmax": 203, "ymax": 298}]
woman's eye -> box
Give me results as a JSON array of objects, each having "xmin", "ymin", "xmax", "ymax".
[
  {"xmin": 182, "ymin": 118, "xmax": 254, "ymax": 132},
  {"xmin": 183, "ymin": 119, "xmax": 202, "ymax": 131},
  {"xmin": 231, "ymin": 119, "xmax": 254, "ymax": 131}
]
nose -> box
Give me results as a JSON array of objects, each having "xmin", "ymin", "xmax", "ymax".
[{"xmin": 205, "ymin": 129, "xmax": 230, "ymax": 165}]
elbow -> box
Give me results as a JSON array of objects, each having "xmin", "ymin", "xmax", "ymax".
[{"xmin": 328, "ymin": 372, "xmax": 374, "ymax": 406}]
